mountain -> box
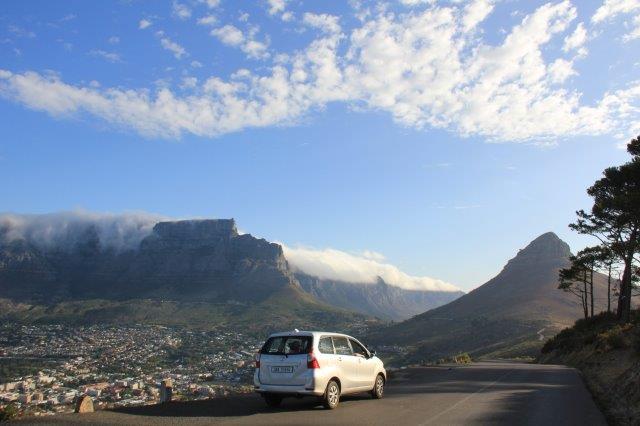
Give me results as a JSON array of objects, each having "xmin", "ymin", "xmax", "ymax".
[
  {"xmin": 370, "ymin": 232, "xmax": 612, "ymax": 361},
  {"xmin": 296, "ymin": 273, "xmax": 464, "ymax": 321},
  {"xmin": 0, "ymin": 218, "xmax": 369, "ymax": 332}
]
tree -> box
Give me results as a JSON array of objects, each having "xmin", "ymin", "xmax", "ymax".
[
  {"xmin": 570, "ymin": 136, "xmax": 640, "ymax": 322},
  {"xmin": 559, "ymin": 258, "xmax": 590, "ymax": 319}
]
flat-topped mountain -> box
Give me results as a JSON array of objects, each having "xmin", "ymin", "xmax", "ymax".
[
  {"xmin": 0, "ymin": 218, "xmax": 294, "ymax": 303},
  {"xmin": 371, "ymin": 232, "xmax": 612, "ymax": 360},
  {"xmin": 0, "ymin": 216, "xmax": 368, "ymax": 331}
]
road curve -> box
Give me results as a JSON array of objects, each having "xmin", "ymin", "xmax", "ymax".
[{"xmin": 18, "ymin": 361, "xmax": 606, "ymax": 426}]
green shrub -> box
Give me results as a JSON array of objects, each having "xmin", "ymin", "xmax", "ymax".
[{"xmin": 0, "ymin": 404, "xmax": 18, "ymax": 422}]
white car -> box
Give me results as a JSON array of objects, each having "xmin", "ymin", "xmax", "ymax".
[{"xmin": 254, "ymin": 330, "xmax": 386, "ymax": 409}]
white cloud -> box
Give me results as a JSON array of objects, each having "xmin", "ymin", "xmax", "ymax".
[
  {"xmin": 89, "ymin": 49, "xmax": 122, "ymax": 63},
  {"xmin": 267, "ymin": 0, "xmax": 292, "ymax": 21},
  {"xmin": 0, "ymin": 211, "xmax": 166, "ymax": 252},
  {"xmin": 592, "ymin": 0, "xmax": 640, "ymax": 23},
  {"xmin": 211, "ymin": 25, "xmax": 269, "ymax": 59},
  {"xmin": 180, "ymin": 76, "xmax": 198, "ymax": 89},
  {"xmin": 201, "ymin": 0, "xmax": 221, "ymax": 8},
  {"xmin": 1, "ymin": 1, "xmax": 640, "ymax": 142},
  {"xmin": 191, "ymin": 60, "xmax": 203, "ymax": 68},
  {"xmin": 282, "ymin": 244, "xmax": 461, "ymax": 292},
  {"xmin": 398, "ymin": 0, "xmax": 436, "ymax": 6},
  {"xmin": 592, "ymin": 0, "xmax": 640, "ymax": 41},
  {"xmin": 626, "ymin": 14, "xmax": 640, "ymax": 41},
  {"xmin": 138, "ymin": 19, "xmax": 152, "ymax": 29},
  {"xmin": 548, "ymin": 58, "xmax": 577, "ymax": 83},
  {"xmin": 462, "ymin": 0, "xmax": 495, "ymax": 33},
  {"xmin": 303, "ymin": 13, "xmax": 341, "ymax": 34},
  {"xmin": 563, "ymin": 22, "xmax": 587, "ymax": 52},
  {"xmin": 197, "ymin": 15, "xmax": 218, "ymax": 26},
  {"xmin": 108, "ymin": 36, "xmax": 120, "ymax": 45},
  {"xmin": 211, "ymin": 24, "xmax": 244, "ymax": 46},
  {"xmin": 172, "ymin": 1, "xmax": 192, "ymax": 20},
  {"xmin": 160, "ymin": 37, "xmax": 188, "ymax": 59},
  {"xmin": 267, "ymin": 0, "xmax": 287, "ymax": 15}
]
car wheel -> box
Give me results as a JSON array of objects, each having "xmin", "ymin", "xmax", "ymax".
[
  {"xmin": 323, "ymin": 380, "xmax": 340, "ymax": 409},
  {"xmin": 263, "ymin": 393, "xmax": 283, "ymax": 408},
  {"xmin": 371, "ymin": 374, "xmax": 384, "ymax": 399}
]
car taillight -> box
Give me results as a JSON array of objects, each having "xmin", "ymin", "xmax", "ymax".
[
  {"xmin": 255, "ymin": 354, "xmax": 260, "ymax": 368},
  {"xmin": 307, "ymin": 352, "xmax": 320, "ymax": 369}
]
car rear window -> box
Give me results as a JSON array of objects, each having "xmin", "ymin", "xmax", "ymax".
[{"xmin": 260, "ymin": 336, "xmax": 312, "ymax": 355}]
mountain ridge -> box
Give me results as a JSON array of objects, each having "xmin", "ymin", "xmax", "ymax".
[{"xmin": 370, "ymin": 231, "xmax": 612, "ymax": 361}]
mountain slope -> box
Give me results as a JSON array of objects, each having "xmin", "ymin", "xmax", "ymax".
[
  {"xmin": 371, "ymin": 232, "xmax": 612, "ymax": 360},
  {"xmin": 0, "ymin": 218, "xmax": 370, "ymax": 332},
  {"xmin": 296, "ymin": 273, "xmax": 463, "ymax": 321}
]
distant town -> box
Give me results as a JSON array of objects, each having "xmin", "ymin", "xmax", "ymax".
[{"xmin": 0, "ymin": 323, "xmax": 264, "ymax": 417}]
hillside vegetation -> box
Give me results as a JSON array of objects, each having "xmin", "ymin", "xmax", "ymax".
[
  {"xmin": 539, "ymin": 311, "xmax": 640, "ymax": 425},
  {"xmin": 0, "ymin": 285, "xmax": 374, "ymax": 336}
]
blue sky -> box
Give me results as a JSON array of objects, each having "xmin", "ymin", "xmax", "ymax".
[{"xmin": 1, "ymin": 0, "xmax": 639, "ymax": 291}]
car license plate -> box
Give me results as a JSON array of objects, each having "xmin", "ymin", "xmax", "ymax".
[{"xmin": 271, "ymin": 366, "xmax": 293, "ymax": 373}]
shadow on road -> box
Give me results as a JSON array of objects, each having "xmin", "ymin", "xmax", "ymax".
[{"xmin": 113, "ymin": 393, "xmax": 373, "ymax": 418}]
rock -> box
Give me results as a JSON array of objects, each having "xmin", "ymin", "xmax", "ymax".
[
  {"xmin": 74, "ymin": 395, "xmax": 94, "ymax": 413},
  {"xmin": 160, "ymin": 378, "xmax": 173, "ymax": 403}
]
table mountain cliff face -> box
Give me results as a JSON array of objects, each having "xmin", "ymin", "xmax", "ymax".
[
  {"xmin": 296, "ymin": 273, "xmax": 463, "ymax": 321},
  {"xmin": 0, "ymin": 219, "xmax": 299, "ymax": 304}
]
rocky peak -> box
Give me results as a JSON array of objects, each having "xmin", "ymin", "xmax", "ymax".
[{"xmin": 505, "ymin": 232, "xmax": 571, "ymax": 269}]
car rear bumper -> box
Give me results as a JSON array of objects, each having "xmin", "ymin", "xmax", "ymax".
[{"xmin": 254, "ymin": 383, "xmax": 323, "ymax": 396}]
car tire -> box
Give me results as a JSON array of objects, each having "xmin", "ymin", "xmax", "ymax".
[
  {"xmin": 371, "ymin": 374, "xmax": 384, "ymax": 399},
  {"xmin": 323, "ymin": 380, "xmax": 340, "ymax": 409},
  {"xmin": 263, "ymin": 393, "xmax": 283, "ymax": 408}
]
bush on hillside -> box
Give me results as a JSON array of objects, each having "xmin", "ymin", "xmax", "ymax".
[
  {"xmin": 542, "ymin": 310, "xmax": 639, "ymax": 355},
  {"xmin": 0, "ymin": 404, "xmax": 18, "ymax": 422}
]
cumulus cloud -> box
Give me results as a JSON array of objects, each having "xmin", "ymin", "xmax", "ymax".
[
  {"xmin": 201, "ymin": 0, "xmax": 221, "ymax": 8},
  {"xmin": 1, "ymin": 1, "xmax": 639, "ymax": 142},
  {"xmin": 303, "ymin": 13, "xmax": 341, "ymax": 34},
  {"xmin": 592, "ymin": 0, "xmax": 640, "ymax": 41},
  {"xmin": 563, "ymin": 22, "xmax": 587, "ymax": 52},
  {"xmin": 462, "ymin": 0, "xmax": 494, "ymax": 33},
  {"xmin": 211, "ymin": 24, "xmax": 244, "ymax": 46},
  {"xmin": 282, "ymin": 244, "xmax": 461, "ymax": 292},
  {"xmin": 0, "ymin": 211, "xmax": 165, "ymax": 252},
  {"xmin": 211, "ymin": 24, "xmax": 269, "ymax": 59},
  {"xmin": 138, "ymin": 19, "xmax": 152, "ymax": 30},
  {"xmin": 197, "ymin": 15, "xmax": 218, "ymax": 26},
  {"xmin": 160, "ymin": 36, "xmax": 188, "ymax": 59},
  {"xmin": 172, "ymin": 1, "xmax": 192, "ymax": 20}
]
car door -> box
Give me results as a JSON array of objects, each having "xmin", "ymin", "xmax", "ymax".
[
  {"xmin": 349, "ymin": 338, "xmax": 376, "ymax": 388},
  {"xmin": 331, "ymin": 336, "xmax": 358, "ymax": 392}
]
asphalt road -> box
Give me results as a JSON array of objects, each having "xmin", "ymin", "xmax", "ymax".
[{"xmin": 18, "ymin": 361, "xmax": 607, "ymax": 426}]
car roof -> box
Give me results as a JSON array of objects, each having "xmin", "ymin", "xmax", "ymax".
[{"xmin": 267, "ymin": 331, "xmax": 353, "ymax": 339}]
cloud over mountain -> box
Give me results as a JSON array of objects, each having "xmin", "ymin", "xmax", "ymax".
[
  {"xmin": 0, "ymin": 211, "xmax": 166, "ymax": 252},
  {"xmin": 282, "ymin": 244, "xmax": 460, "ymax": 292}
]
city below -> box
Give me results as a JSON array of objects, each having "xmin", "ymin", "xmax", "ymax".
[{"xmin": 0, "ymin": 323, "xmax": 268, "ymax": 417}]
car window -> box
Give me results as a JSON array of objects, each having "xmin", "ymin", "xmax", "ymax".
[
  {"xmin": 332, "ymin": 336, "xmax": 352, "ymax": 355},
  {"xmin": 349, "ymin": 339, "xmax": 368, "ymax": 357},
  {"xmin": 260, "ymin": 336, "xmax": 312, "ymax": 355},
  {"xmin": 318, "ymin": 336, "xmax": 335, "ymax": 354}
]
